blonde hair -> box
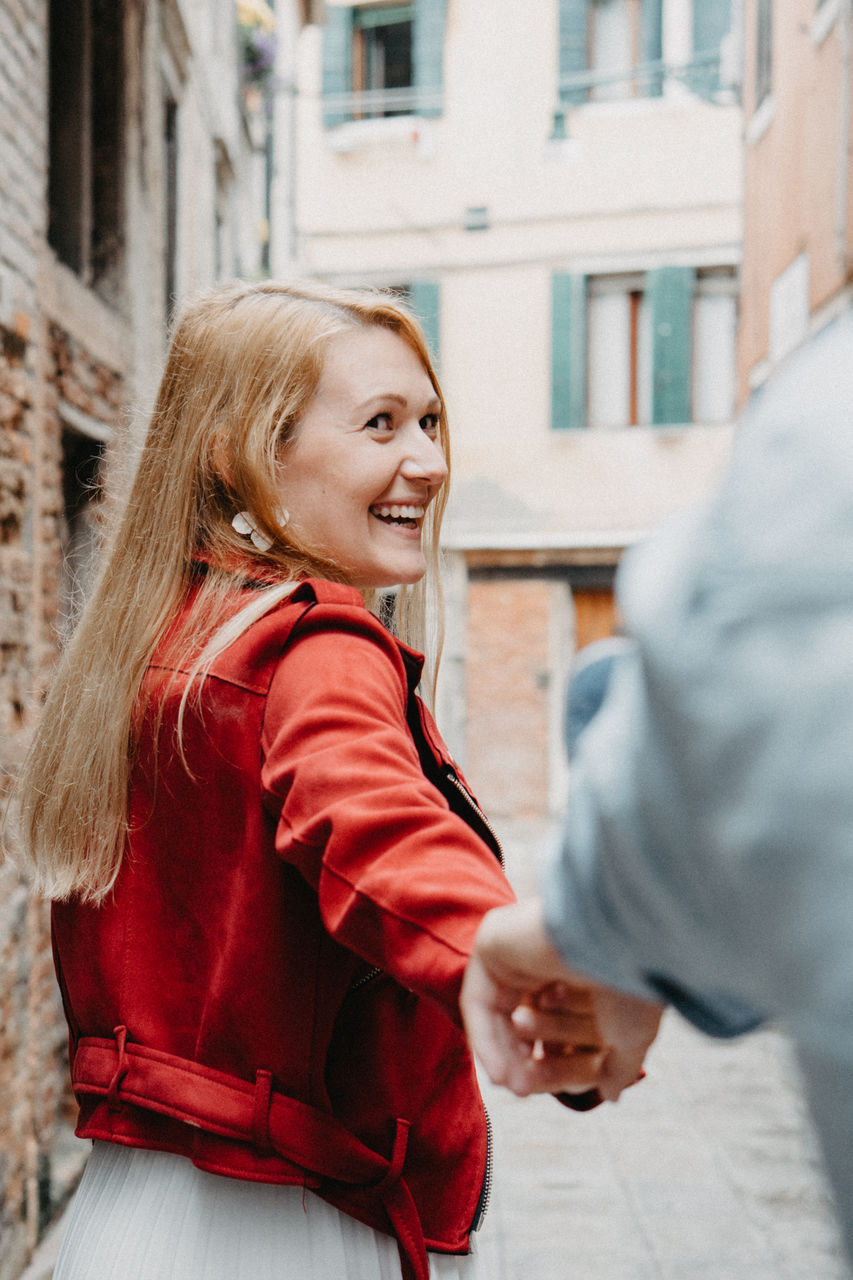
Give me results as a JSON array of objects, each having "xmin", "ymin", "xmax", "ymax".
[{"xmin": 11, "ymin": 279, "xmax": 449, "ymax": 903}]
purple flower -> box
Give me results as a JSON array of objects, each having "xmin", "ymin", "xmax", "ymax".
[{"xmin": 240, "ymin": 25, "xmax": 277, "ymax": 85}]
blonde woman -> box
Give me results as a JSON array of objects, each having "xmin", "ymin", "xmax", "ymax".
[{"xmin": 15, "ymin": 281, "xmax": 605, "ymax": 1279}]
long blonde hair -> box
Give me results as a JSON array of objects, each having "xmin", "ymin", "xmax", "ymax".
[{"xmin": 12, "ymin": 280, "xmax": 450, "ymax": 903}]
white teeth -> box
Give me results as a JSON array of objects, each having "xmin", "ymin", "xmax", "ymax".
[{"xmin": 372, "ymin": 504, "xmax": 425, "ymax": 519}]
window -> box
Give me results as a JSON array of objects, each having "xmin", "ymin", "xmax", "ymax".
[
  {"xmin": 354, "ymin": 5, "xmax": 413, "ymax": 114},
  {"xmin": 552, "ymin": 267, "xmax": 737, "ymax": 430},
  {"xmin": 587, "ymin": 275, "xmax": 652, "ymax": 427},
  {"xmin": 407, "ymin": 280, "xmax": 441, "ymax": 363},
  {"xmin": 164, "ymin": 98, "xmax": 178, "ymax": 324},
  {"xmin": 691, "ymin": 0, "xmax": 734, "ymax": 97},
  {"xmin": 589, "ymin": 0, "xmax": 644, "ymax": 102},
  {"xmin": 558, "ymin": 0, "xmax": 663, "ymax": 105},
  {"xmin": 380, "ymin": 281, "xmax": 441, "ymax": 362},
  {"xmin": 692, "ymin": 269, "xmax": 738, "ymax": 423},
  {"xmin": 48, "ymin": 0, "xmax": 125, "ymax": 304},
  {"xmin": 756, "ymin": 0, "xmax": 773, "ymax": 110},
  {"xmin": 214, "ymin": 142, "xmax": 234, "ymax": 280},
  {"xmin": 556, "ymin": 0, "xmax": 733, "ymax": 110},
  {"xmin": 322, "ymin": 0, "xmax": 445, "ymax": 125},
  {"xmin": 58, "ymin": 419, "xmax": 106, "ymax": 639}
]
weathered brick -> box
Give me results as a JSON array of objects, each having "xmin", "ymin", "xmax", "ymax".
[{"xmin": 466, "ymin": 577, "xmax": 554, "ymax": 818}]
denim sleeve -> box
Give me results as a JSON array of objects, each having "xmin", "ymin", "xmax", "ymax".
[{"xmin": 541, "ymin": 311, "xmax": 853, "ymax": 1056}]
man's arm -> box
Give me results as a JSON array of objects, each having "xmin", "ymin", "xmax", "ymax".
[{"xmin": 461, "ymin": 311, "xmax": 853, "ymax": 1257}]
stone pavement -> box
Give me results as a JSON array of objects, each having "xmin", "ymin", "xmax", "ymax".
[
  {"xmin": 474, "ymin": 820, "xmax": 851, "ymax": 1280},
  {"xmin": 20, "ymin": 820, "xmax": 852, "ymax": 1280}
]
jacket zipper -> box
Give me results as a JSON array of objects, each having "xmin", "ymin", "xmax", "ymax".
[
  {"xmin": 470, "ymin": 1105, "xmax": 494, "ymax": 1232},
  {"xmin": 348, "ymin": 965, "xmax": 382, "ymax": 994},
  {"xmin": 440, "ymin": 764, "xmax": 500, "ymax": 1232},
  {"xmin": 442, "ymin": 767, "xmax": 505, "ymax": 869}
]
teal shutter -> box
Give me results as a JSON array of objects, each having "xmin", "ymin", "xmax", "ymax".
[
  {"xmin": 648, "ymin": 267, "xmax": 695, "ymax": 426},
  {"xmin": 322, "ymin": 6, "xmax": 353, "ymax": 128},
  {"xmin": 692, "ymin": 0, "xmax": 732, "ymax": 97},
  {"xmin": 410, "ymin": 280, "xmax": 440, "ymax": 364},
  {"xmin": 552, "ymin": 273, "xmax": 587, "ymax": 430},
  {"xmin": 558, "ymin": 0, "xmax": 588, "ymax": 106},
  {"xmin": 641, "ymin": 0, "xmax": 663, "ymax": 97},
  {"xmin": 413, "ymin": 0, "xmax": 445, "ymax": 118}
]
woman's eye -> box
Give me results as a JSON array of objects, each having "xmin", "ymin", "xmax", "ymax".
[
  {"xmin": 365, "ymin": 413, "xmax": 394, "ymax": 434},
  {"xmin": 420, "ymin": 413, "xmax": 440, "ymax": 437}
]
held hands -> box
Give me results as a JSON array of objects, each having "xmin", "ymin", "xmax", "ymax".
[{"xmin": 460, "ymin": 899, "xmax": 663, "ymax": 1102}]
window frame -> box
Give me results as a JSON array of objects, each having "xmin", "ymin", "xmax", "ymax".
[
  {"xmin": 352, "ymin": 3, "xmax": 415, "ymax": 117},
  {"xmin": 48, "ymin": 0, "xmax": 125, "ymax": 301},
  {"xmin": 556, "ymin": 0, "xmax": 736, "ymax": 115},
  {"xmin": 321, "ymin": 0, "xmax": 445, "ymax": 127},
  {"xmin": 552, "ymin": 265, "xmax": 737, "ymax": 432}
]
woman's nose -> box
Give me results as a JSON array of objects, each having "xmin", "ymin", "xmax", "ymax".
[{"xmin": 401, "ymin": 427, "xmax": 448, "ymax": 488}]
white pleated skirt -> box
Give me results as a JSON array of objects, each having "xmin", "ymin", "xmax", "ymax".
[{"xmin": 54, "ymin": 1142, "xmax": 486, "ymax": 1280}]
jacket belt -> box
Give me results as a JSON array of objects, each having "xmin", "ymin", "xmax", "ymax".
[{"xmin": 72, "ymin": 1027, "xmax": 429, "ymax": 1280}]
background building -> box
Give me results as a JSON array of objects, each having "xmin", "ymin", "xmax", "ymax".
[
  {"xmin": 293, "ymin": 0, "xmax": 743, "ymax": 815},
  {"xmin": 739, "ymin": 0, "xmax": 853, "ymax": 392},
  {"xmin": 0, "ymin": 2, "xmax": 285, "ymax": 1273}
]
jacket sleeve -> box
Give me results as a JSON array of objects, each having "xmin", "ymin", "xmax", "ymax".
[{"xmin": 260, "ymin": 607, "xmax": 514, "ymax": 1014}]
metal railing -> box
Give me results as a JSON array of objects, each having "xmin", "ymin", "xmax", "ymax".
[
  {"xmin": 557, "ymin": 50, "xmax": 734, "ymax": 104},
  {"xmin": 322, "ymin": 84, "xmax": 443, "ymax": 123},
  {"xmin": 320, "ymin": 51, "xmax": 735, "ymax": 128}
]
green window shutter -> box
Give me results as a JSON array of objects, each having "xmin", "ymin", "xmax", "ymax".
[
  {"xmin": 648, "ymin": 267, "xmax": 695, "ymax": 426},
  {"xmin": 413, "ymin": 0, "xmax": 445, "ymax": 118},
  {"xmin": 410, "ymin": 280, "xmax": 440, "ymax": 364},
  {"xmin": 552, "ymin": 273, "xmax": 587, "ymax": 430},
  {"xmin": 558, "ymin": 0, "xmax": 588, "ymax": 106},
  {"xmin": 322, "ymin": 6, "xmax": 353, "ymax": 128},
  {"xmin": 692, "ymin": 0, "xmax": 732, "ymax": 97},
  {"xmin": 641, "ymin": 0, "xmax": 663, "ymax": 97}
]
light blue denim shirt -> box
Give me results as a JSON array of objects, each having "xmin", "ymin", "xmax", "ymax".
[{"xmin": 543, "ymin": 309, "xmax": 853, "ymax": 1252}]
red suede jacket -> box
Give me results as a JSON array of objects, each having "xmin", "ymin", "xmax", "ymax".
[{"xmin": 52, "ymin": 579, "xmax": 515, "ymax": 1280}]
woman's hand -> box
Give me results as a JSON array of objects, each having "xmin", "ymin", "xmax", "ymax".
[{"xmin": 460, "ymin": 899, "xmax": 663, "ymax": 1101}]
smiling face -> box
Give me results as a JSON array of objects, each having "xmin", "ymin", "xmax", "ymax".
[{"xmin": 276, "ymin": 324, "xmax": 449, "ymax": 590}]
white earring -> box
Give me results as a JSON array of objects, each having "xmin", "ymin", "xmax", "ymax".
[{"xmin": 231, "ymin": 508, "xmax": 290, "ymax": 553}]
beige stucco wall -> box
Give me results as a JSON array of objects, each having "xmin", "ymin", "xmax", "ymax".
[
  {"xmin": 739, "ymin": 0, "xmax": 853, "ymax": 395},
  {"xmin": 294, "ymin": 18, "xmax": 742, "ymax": 274}
]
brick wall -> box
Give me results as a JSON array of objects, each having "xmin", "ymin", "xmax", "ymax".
[
  {"xmin": 0, "ymin": 315, "xmax": 125, "ymax": 1279},
  {"xmin": 0, "ymin": 4, "xmax": 58, "ymax": 1271},
  {"xmin": 0, "ymin": 334, "xmax": 47, "ymax": 1280},
  {"xmin": 464, "ymin": 574, "xmax": 616, "ymax": 822},
  {"xmin": 465, "ymin": 577, "xmax": 556, "ymax": 819},
  {"xmin": 0, "ymin": 4, "xmax": 129, "ymax": 1274}
]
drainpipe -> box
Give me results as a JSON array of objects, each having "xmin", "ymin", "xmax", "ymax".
[{"xmin": 837, "ymin": 0, "xmax": 852, "ymax": 273}]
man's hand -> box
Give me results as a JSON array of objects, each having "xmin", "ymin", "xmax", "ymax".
[{"xmin": 461, "ymin": 898, "xmax": 664, "ymax": 1101}]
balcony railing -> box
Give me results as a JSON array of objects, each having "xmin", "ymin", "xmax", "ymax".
[
  {"xmin": 558, "ymin": 50, "xmax": 734, "ymax": 105},
  {"xmin": 322, "ymin": 84, "xmax": 443, "ymax": 125}
]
